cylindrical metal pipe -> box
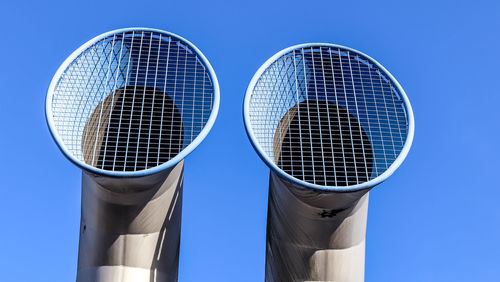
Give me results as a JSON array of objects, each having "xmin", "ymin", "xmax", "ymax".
[
  {"xmin": 244, "ymin": 43, "xmax": 414, "ymax": 281},
  {"xmin": 77, "ymin": 162, "xmax": 183, "ymax": 282},
  {"xmin": 266, "ymin": 172, "xmax": 368, "ymax": 281},
  {"xmin": 46, "ymin": 28, "xmax": 219, "ymax": 282}
]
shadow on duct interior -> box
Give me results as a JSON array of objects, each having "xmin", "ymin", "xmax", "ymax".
[
  {"xmin": 274, "ymin": 100, "xmax": 373, "ymax": 187},
  {"xmin": 82, "ymin": 85, "xmax": 184, "ymax": 172}
]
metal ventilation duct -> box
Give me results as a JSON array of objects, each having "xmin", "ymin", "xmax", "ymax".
[
  {"xmin": 46, "ymin": 28, "xmax": 219, "ymax": 282},
  {"xmin": 244, "ymin": 44, "xmax": 414, "ymax": 281}
]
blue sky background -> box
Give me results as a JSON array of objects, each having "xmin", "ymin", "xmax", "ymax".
[{"xmin": 0, "ymin": 0, "xmax": 499, "ymax": 281}]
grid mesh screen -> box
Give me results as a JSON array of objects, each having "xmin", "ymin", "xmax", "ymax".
[
  {"xmin": 50, "ymin": 30, "xmax": 215, "ymax": 172},
  {"xmin": 248, "ymin": 46, "xmax": 409, "ymax": 187}
]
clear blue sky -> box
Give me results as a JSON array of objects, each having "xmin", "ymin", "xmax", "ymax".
[{"xmin": 0, "ymin": 0, "xmax": 498, "ymax": 281}]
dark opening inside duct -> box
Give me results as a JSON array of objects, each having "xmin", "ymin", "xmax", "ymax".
[
  {"xmin": 275, "ymin": 100, "xmax": 373, "ymax": 186},
  {"xmin": 82, "ymin": 85, "xmax": 184, "ymax": 172}
]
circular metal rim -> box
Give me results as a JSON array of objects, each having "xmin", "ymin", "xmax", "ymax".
[
  {"xmin": 46, "ymin": 27, "xmax": 220, "ymax": 178},
  {"xmin": 243, "ymin": 43, "xmax": 414, "ymax": 192}
]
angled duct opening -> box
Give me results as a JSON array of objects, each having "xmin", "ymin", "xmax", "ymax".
[
  {"xmin": 47, "ymin": 29, "xmax": 219, "ymax": 176},
  {"xmin": 246, "ymin": 45, "xmax": 411, "ymax": 189}
]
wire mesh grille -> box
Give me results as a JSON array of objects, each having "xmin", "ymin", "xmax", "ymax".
[
  {"xmin": 248, "ymin": 46, "xmax": 409, "ymax": 187},
  {"xmin": 49, "ymin": 30, "xmax": 215, "ymax": 172}
]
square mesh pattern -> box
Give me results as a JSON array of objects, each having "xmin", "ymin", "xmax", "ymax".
[
  {"xmin": 50, "ymin": 30, "xmax": 215, "ymax": 172},
  {"xmin": 248, "ymin": 46, "xmax": 408, "ymax": 187}
]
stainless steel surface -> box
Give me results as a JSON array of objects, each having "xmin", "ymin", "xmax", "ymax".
[
  {"xmin": 77, "ymin": 161, "xmax": 183, "ymax": 282},
  {"xmin": 266, "ymin": 173, "xmax": 368, "ymax": 282}
]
